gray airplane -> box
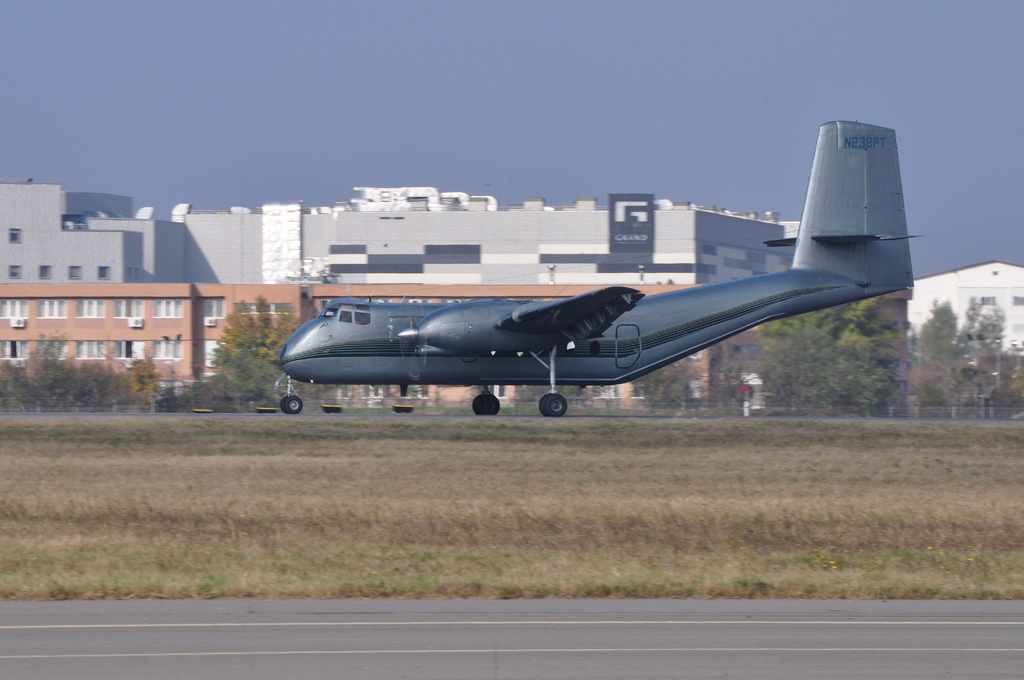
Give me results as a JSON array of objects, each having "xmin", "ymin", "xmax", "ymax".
[{"xmin": 277, "ymin": 121, "xmax": 914, "ymax": 416}]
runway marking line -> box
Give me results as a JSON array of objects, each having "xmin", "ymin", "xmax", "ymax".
[
  {"xmin": 2, "ymin": 648, "xmax": 1024, "ymax": 660},
  {"xmin": 2, "ymin": 620, "xmax": 1023, "ymax": 630}
]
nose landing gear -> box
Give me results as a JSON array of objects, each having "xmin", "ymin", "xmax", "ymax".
[
  {"xmin": 280, "ymin": 394, "xmax": 303, "ymax": 414},
  {"xmin": 276, "ymin": 374, "xmax": 304, "ymax": 414}
]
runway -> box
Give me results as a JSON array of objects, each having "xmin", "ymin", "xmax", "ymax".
[{"xmin": 2, "ymin": 600, "xmax": 1022, "ymax": 679}]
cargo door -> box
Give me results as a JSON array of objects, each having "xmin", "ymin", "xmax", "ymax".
[{"xmin": 615, "ymin": 324, "xmax": 641, "ymax": 368}]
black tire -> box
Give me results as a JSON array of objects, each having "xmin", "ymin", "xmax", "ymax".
[
  {"xmin": 544, "ymin": 393, "xmax": 567, "ymax": 417},
  {"xmin": 471, "ymin": 394, "xmax": 485, "ymax": 415},
  {"xmin": 479, "ymin": 393, "xmax": 500, "ymax": 415},
  {"xmin": 538, "ymin": 393, "xmax": 552, "ymax": 416},
  {"xmin": 280, "ymin": 395, "xmax": 303, "ymax": 414}
]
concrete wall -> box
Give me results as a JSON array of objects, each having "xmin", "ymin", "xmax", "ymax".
[
  {"xmin": 694, "ymin": 211, "xmax": 792, "ymax": 283},
  {"xmin": 182, "ymin": 213, "xmax": 263, "ymax": 284}
]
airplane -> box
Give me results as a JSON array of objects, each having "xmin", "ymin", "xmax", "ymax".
[{"xmin": 277, "ymin": 121, "xmax": 914, "ymax": 416}]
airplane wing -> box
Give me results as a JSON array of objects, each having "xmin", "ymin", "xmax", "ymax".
[{"xmin": 494, "ymin": 286, "xmax": 644, "ymax": 343}]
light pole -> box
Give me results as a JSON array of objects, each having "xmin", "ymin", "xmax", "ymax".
[{"xmin": 995, "ymin": 334, "xmax": 1003, "ymax": 393}]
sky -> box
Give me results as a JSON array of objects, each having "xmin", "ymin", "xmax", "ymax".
[{"xmin": 1, "ymin": 0, "xmax": 1022, "ymax": 276}]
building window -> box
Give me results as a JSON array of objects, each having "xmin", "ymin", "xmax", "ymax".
[
  {"xmin": 37, "ymin": 339, "xmax": 67, "ymax": 360},
  {"xmin": 362, "ymin": 385, "xmax": 385, "ymax": 399},
  {"xmin": 75, "ymin": 341, "xmax": 106, "ymax": 360},
  {"xmin": 1, "ymin": 340, "xmax": 29, "ymax": 360},
  {"xmin": 980, "ymin": 296, "xmax": 997, "ymax": 306},
  {"xmin": 114, "ymin": 340, "xmax": 145, "ymax": 360},
  {"xmin": 114, "ymin": 300, "xmax": 145, "ymax": 318},
  {"xmin": 0, "ymin": 300, "xmax": 29, "ymax": 318},
  {"xmin": 153, "ymin": 340, "xmax": 182, "ymax": 360},
  {"xmin": 68, "ymin": 266, "xmax": 82, "ymax": 280},
  {"xmin": 37, "ymin": 299, "xmax": 67, "ymax": 319},
  {"xmin": 39, "ymin": 265, "xmax": 52, "ymax": 280},
  {"xmin": 75, "ymin": 299, "xmax": 106, "ymax": 318},
  {"xmin": 8, "ymin": 265, "xmax": 21, "ymax": 279},
  {"xmin": 204, "ymin": 339, "xmax": 218, "ymax": 367},
  {"xmin": 98, "ymin": 266, "xmax": 110, "ymax": 280},
  {"xmin": 8, "ymin": 229, "xmax": 21, "ymax": 244},
  {"xmin": 203, "ymin": 299, "xmax": 226, "ymax": 318},
  {"xmin": 235, "ymin": 302, "xmax": 291, "ymax": 315},
  {"xmin": 153, "ymin": 300, "xmax": 183, "ymax": 318},
  {"xmin": 1014, "ymin": 297, "xmax": 1024, "ymax": 307},
  {"xmin": 593, "ymin": 385, "xmax": 623, "ymax": 399}
]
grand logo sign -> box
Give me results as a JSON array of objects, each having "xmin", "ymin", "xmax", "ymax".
[{"xmin": 609, "ymin": 194, "xmax": 654, "ymax": 253}]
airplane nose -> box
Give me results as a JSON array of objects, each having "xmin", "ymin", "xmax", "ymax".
[
  {"xmin": 398, "ymin": 327, "xmax": 418, "ymax": 342},
  {"xmin": 278, "ymin": 342, "xmax": 289, "ymax": 362}
]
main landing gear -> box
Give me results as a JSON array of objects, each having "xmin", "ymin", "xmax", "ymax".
[
  {"xmin": 531, "ymin": 345, "xmax": 567, "ymax": 418},
  {"xmin": 276, "ymin": 374, "xmax": 304, "ymax": 414},
  {"xmin": 472, "ymin": 392, "xmax": 500, "ymax": 416}
]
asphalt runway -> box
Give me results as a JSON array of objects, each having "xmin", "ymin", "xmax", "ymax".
[
  {"xmin": 1, "ymin": 411, "xmax": 1023, "ymax": 424},
  {"xmin": 1, "ymin": 599, "xmax": 1023, "ymax": 679}
]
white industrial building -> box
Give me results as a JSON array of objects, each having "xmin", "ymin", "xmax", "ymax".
[
  {"xmin": 909, "ymin": 260, "xmax": 1024, "ymax": 350},
  {"xmin": 3, "ymin": 180, "xmax": 798, "ymax": 288},
  {"xmin": 181, "ymin": 187, "xmax": 797, "ymax": 287}
]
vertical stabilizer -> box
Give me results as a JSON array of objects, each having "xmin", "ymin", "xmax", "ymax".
[{"xmin": 793, "ymin": 121, "xmax": 913, "ymax": 292}]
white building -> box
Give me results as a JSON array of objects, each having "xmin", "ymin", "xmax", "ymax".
[{"xmin": 909, "ymin": 260, "xmax": 1024, "ymax": 350}]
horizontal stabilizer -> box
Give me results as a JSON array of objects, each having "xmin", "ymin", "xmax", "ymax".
[
  {"xmin": 764, "ymin": 237, "xmax": 797, "ymax": 247},
  {"xmin": 811, "ymin": 233, "xmax": 920, "ymax": 245},
  {"xmin": 496, "ymin": 286, "xmax": 644, "ymax": 343}
]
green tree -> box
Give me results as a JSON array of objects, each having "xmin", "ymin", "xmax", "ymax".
[
  {"xmin": 958, "ymin": 297, "xmax": 1004, "ymax": 355},
  {"xmin": 211, "ymin": 297, "xmax": 299, "ymax": 407},
  {"xmin": 918, "ymin": 300, "xmax": 961, "ymax": 366},
  {"xmin": 631, "ymin": 360, "xmax": 699, "ymax": 408},
  {"xmin": 758, "ymin": 297, "xmax": 899, "ymax": 412}
]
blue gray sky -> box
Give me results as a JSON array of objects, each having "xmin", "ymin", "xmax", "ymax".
[{"xmin": 2, "ymin": 1, "xmax": 1021, "ymax": 275}]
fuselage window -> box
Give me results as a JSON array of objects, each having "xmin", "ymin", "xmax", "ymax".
[{"xmin": 320, "ymin": 306, "xmax": 339, "ymax": 318}]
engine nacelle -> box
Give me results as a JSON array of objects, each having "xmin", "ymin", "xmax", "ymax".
[{"xmin": 399, "ymin": 299, "xmax": 561, "ymax": 356}]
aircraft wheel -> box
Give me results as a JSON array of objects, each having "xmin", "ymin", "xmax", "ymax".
[
  {"xmin": 280, "ymin": 395, "xmax": 303, "ymax": 414},
  {"xmin": 473, "ymin": 393, "xmax": 501, "ymax": 415},
  {"xmin": 538, "ymin": 393, "xmax": 552, "ymax": 416},
  {"xmin": 544, "ymin": 393, "xmax": 567, "ymax": 417},
  {"xmin": 479, "ymin": 393, "xmax": 500, "ymax": 415}
]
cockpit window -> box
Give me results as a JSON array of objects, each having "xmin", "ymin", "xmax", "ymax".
[
  {"xmin": 354, "ymin": 304, "xmax": 370, "ymax": 325},
  {"xmin": 326, "ymin": 303, "xmax": 370, "ymax": 325}
]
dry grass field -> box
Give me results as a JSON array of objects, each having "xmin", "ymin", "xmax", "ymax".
[{"xmin": 1, "ymin": 416, "xmax": 1023, "ymax": 600}]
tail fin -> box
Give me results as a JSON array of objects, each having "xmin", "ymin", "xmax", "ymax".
[{"xmin": 793, "ymin": 121, "xmax": 914, "ymax": 292}]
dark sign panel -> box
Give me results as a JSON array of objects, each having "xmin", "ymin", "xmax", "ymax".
[{"xmin": 609, "ymin": 193, "xmax": 654, "ymax": 253}]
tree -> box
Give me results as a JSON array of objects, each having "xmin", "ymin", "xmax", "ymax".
[
  {"xmin": 210, "ymin": 297, "xmax": 299, "ymax": 407},
  {"xmin": 958, "ymin": 297, "xmax": 1004, "ymax": 356},
  {"xmin": 758, "ymin": 296, "xmax": 900, "ymax": 412},
  {"xmin": 918, "ymin": 300, "xmax": 961, "ymax": 366},
  {"xmin": 631, "ymin": 359, "xmax": 699, "ymax": 408}
]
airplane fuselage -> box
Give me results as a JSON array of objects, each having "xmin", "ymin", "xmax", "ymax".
[{"xmin": 280, "ymin": 268, "xmax": 885, "ymax": 388}]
